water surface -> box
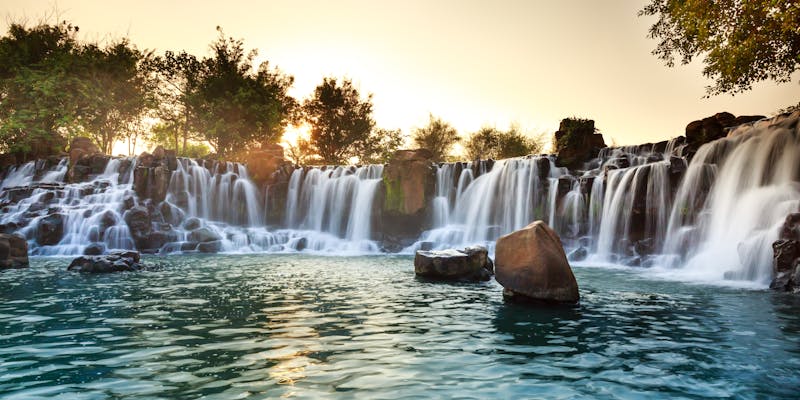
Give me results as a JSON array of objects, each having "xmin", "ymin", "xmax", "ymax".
[{"xmin": 1, "ymin": 255, "xmax": 799, "ymax": 399}]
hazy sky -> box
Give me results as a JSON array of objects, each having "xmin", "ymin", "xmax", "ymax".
[{"xmin": 4, "ymin": 0, "xmax": 798, "ymax": 146}]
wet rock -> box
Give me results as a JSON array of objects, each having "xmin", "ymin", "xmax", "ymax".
[
  {"xmin": 124, "ymin": 206, "xmax": 152, "ymax": 250},
  {"xmin": 246, "ymin": 143, "xmax": 288, "ymax": 187},
  {"xmin": 567, "ymin": 246, "xmax": 588, "ymax": 262},
  {"xmin": 36, "ymin": 213, "xmax": 64, "ymax": 245},
  {"xmin": 0, "ymin": 233, "xmax": 28, "ymax": 269},
  {"xmin": 771, "ymin": 238, "xmax": 800, "ymax": 291},
  {"xmin": 495, "ymin": 221, "xmax": 580, "ymax": 304},
  {"xmin": 381, "ymin": 149, "xmax": 436, "ymax": 240},
  {"xmin": 83, "ymin": 243, "xmax": 106, "ymax": 255},
  {"xmin": 414, "ymin": 246, "xmax": 493, "ymax": 282},
  {"xmin": 188, "ymin": 227, "xmax": 221, "ymax": 243},
  {"xmin": 68, "ymin": 250, "xmax": 142, "ymax": 273},
  {"xmin": 145, "ymin": 230, "xmax": 179, "ymax": 253},
  {"xmin": 196, "ymin": 240, "xmax": 222, "ymax": 253},
  {"xmin": 183, "ymin": 217, "xmax": 202, "ymax": 231}
]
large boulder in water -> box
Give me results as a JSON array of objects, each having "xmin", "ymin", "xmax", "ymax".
[
  {"xmin": 0, "ymin": 233, "xmax": 29, "ymax": 269},
  {"xmin": 495, "ymin": 221, "xmax": 580, "ymax": 304},
  {"xmin": 67, "ymin": 250, "xmax": 142, "ymax": 273},
  {"xmin": 414, "ymin": 246, "xmax": 494, "ymax": 282}
]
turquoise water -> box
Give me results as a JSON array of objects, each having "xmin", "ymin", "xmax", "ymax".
[{"xmin": 1, "ymin": 255, "xmax": 799, "ymax": 399}]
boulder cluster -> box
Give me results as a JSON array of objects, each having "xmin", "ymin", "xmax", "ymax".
[{"xmin": 414, "ymin": 221, "xmax": 580, "ymax": 305}]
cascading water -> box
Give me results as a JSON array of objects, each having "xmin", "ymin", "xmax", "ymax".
[
  {"xmin": 1, "ymin": 157, "xmax": 137, "ymax": 256},
  {"xmin": 2, "ymin": 112, "xmax": 797, "ymax": 288},
  {"xmin": 413, "ymin": 157, "xmax": 566, "ymax": 250},
  {"xmin": 281, "ymin": 165, "xmax": 384, "ymax": 252},
  {"xmin": 659, "ymin": 114, "xmax": 800, "ymax": 284}
]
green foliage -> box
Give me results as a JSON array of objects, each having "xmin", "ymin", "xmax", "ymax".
[
  {"xmin": 187, "ymin": 28, "xmax": 296, "ymax": 157},
  {"xmin": 150, "ymin": 122, "xmax": 210, "ymax": 158},
  {"xmin": 0, "ymin": 21, "xmax": 80, "ymax": 159},
  {"xmin": 640, "ymin": 0, "xmax": 800, "ymax": 95},
  {"xmin": 411, "ymin": 114, "xmax": 458, "ymax": 162},
  {"xmin": 464, "ymin": 124, "xmax": 545, "ymax": 160},
  {"xmin": 356, "ymin": 128, "xmax": 404, "ymax": 164},
  {"xmin": 302, "ymin": 77, "xmax": 386, "ymax": 164},
  {"xmin": 0, "ymin": 21, "xmax": 155, "ymax": 158}
]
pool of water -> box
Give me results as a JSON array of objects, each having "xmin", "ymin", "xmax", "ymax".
[{"xmin": 1, "ymin": 255, "xmax": 799, "ymax": 399}]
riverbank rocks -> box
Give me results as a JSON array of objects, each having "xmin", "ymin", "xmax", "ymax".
[
  {"xmin": 770, "ymin": 213, "xmax": 800, "ymax": 292},
  {"xmin": 495, "ymin": 221, "xmax": 580, "ymax": 304},
  {"xmin": 414, "ymin": 246, "xmax": 494, "ymax": 282},
  {"xmin": 67, "ymin": 250, "xmax": 143, "ymax": 273},
  {"xmin": 0, "ymin": 234, "xmax": 29, "ymax": 269},
  {"xmin": 380, "ymin": 149, "xmax": 436, "ymax": 247}
]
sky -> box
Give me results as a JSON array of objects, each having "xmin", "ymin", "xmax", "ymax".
[{"xmin": 3, "ymin": 0, "xmax": 798, "ymax": 149}]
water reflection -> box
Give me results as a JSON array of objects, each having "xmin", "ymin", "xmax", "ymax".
[{"xmin": 0, "ymin": 256, "xmax": 798, "ymax": 398}]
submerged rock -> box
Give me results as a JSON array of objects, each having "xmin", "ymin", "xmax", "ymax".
[
  {"xmin": 414, "ymin": 246, "xmax": 493, "ymax": 282},
  {"xmin": 495, "ymin": 221, "xmax": 579, "ymax": 304},
  {"xmin": 567, "ymin": 246, "xmax": 588, "ymax": 262},
  {"xmin": 67, "ymin": 250, "xmax": 143, "ymax": 273},
  {"xmin": 0, "ymin": 233, "xmax": 29, "ymax": 269}
]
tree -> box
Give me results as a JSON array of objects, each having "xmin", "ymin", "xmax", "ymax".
[
  {"xmin": 464, "ymin": 124, "xmax": 545, "ymax": 160},
  {"xmin": 146, "ymin": 50, "xmax": 202, "ymax": 154},
  {"xmin": 187, "ymin": 28, "xmax": 296, "ymax": 157},
  {"xmin": 356, "ymin": 128, "xmax": 404, "ymax": 164},
  {"xmin": 0, "ymin": 21, "xmax": 81, "ymax": 159},
  {"xmin": 412, "ymin": 114, "xmax": 458, "ymax": 162},
  {"xmin": 76, "ymin": 40, "xmax": 156, "ymax": 154},
  {"xmin": 640, "ymin": 0, "xmax": 800, "ymax": 95},
  {"xmin": 284, "ymin": 137, "xmax": 316, "ymax": 165},
  {"xmin": 302, "ymin": 77, "xmax": 377, "ymax": 164}
]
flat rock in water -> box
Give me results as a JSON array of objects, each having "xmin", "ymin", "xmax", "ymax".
[
  {"xmin": 67, "ymin": 250, "xmax": 143, "ymax": 273},
  {"xmin": 414, "ymin": 246, "xmax": 493, "ymax": 282}
]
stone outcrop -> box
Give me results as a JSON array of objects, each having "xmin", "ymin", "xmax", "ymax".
[
  {"xmin": 133, "ymin": 148, "xmax": 175, "ymax": 203},
  {"xmin": 770, "ymin": 213, "xmax": 800, "ymax": 292},
  {"xmin": 554, "ymin": 118, "xmax": 606, "ymax": 170},
  {"xmin": 68, "ymin": 137, "xmax": 103, "ymax": 182},
  {"xmin": 684, "ymin": 112, "xmax": 764, "ymax": 155},
  {"xmin": 380, "ymin": 149, "xmax": 436, "ymax": 249},
  {"xmin": 495, "ymin": 221, "xmax": 580, "ymax": 304},
  {"xmin": 67, "ymin": 250, "xmax": 143, "ymax": 273},
  {"xmin": 244, "ymin": 144, "xmax": 293, "ymax": 225},
  {"xmin": 414, "ymin": 246, "xmax": 494, "ymax": 282},
  {"xmin": 0, "ymin": 233, "xmax": 29, "ymax": 269}
]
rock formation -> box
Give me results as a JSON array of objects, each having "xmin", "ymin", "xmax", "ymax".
[
  {"xmin": 67, "ymin": 250, "xmax": 143, "ymax": 273},
  {"xmin": 414, "ymin": 246, "xmax": 494, "ymax": 282},
  {"xmin": 0, "ymin": 233, "xmax": 28, "ymax": 269},
  {"xmin": 380, "ymin": 149, "xmax": 436, "ymax": 249},
  {"xmin": 495, "ymin": 221, "xmax": 580, "ymax": 304}
]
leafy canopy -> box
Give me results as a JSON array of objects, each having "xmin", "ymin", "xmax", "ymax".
[
  {"xmin": 640, "ymin": 0, "xmax": 800, "ymax": 95},
  {"xmin": 464, "ymin": 125, "xmax": 545, "ymax": 160},
  {"xmin": 302, "ymin": 77, "xmax": 401, "ymax": 164},
  {"xmin": 411, "ymin": 114, "xmax": 458, "ymax": 162}
]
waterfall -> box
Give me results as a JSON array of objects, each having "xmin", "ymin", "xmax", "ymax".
[
  {"xmin": 414, "ymin": 157, "xmax": 566, "ymax": 250},
  {"xmin": 660, "ymin": 115, "xmax": 800, "ymax": 284},
  {"xmin": 1, "ymin": 157, "xmax": 137, "ymax": 256},
  {"xmin": 282, "ymin": 164, "xmax": 384, "ymax": 251}
]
